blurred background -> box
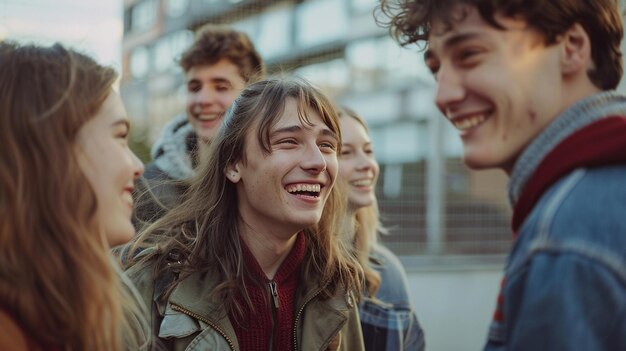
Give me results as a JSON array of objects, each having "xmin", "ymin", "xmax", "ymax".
[{"xmin": 4, "ymin": 0, "xmax": 626, "ymax": 349}]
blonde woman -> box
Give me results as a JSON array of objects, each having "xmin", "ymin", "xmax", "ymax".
[
  {"xmin": 338, "ymin": 106, "xmax": 425, "ymax": 351},
  {"xmin": 0, "ymin": 42, "xmax": 148, "ymax": 350}
]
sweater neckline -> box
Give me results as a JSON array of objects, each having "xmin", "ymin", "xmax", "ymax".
[{"xmin": 239, "ymin": 232, "xmax": 306, "ymax": 284}]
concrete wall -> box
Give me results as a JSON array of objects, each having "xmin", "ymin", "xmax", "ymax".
[{"xmin": 403, "ymin": 257, "xmax": 505, "ymax": 351}]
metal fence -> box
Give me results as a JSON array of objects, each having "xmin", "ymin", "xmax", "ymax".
[{"xmin": 122, "ymin": 0, "xmax": 515, "ymax": 259}]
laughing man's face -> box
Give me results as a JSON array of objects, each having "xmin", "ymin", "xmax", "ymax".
[{"xmin": 229, "ymin": 98, "xmax": 339, "ymax": 238}]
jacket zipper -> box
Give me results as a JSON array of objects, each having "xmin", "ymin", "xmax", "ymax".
[
  {"xmin": 291, "ymin": 287, "xmax": 324, "ymax": 351},
  {"xmin": 170, "ymin": 303, "xmax": 236, "ymax": 351},
  {"xmin": 268, "ymin": 280, "xmax": 279, "ymax": 351},
  {"xmin": 269, "ymin": 280, "xmax": 280, "ymax": 308}
]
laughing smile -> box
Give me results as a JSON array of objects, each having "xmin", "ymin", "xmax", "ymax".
[
  {"xmin": 194, "ymin": 113, "xmax": 222, "ymax": 122},
  {"xmin": 286, "ymin": 183, "xmax": 322, "ymax": 198},
  {"xmin": 449, "ymin": 112, "xmax": 490, "ymax": 131},
  {"xmin": 350, "ymin": 179, "xmax": 373, "ymax": 187}
]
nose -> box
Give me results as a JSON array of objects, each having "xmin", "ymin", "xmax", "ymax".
[
  {"xmin": 191, "ymin": 86, "xmax": 215, "ymax": 106},
  {"xmin": 131, "ymin": 151, "xmax": 144, "ymax": 179},
  {"xmin": 434, "ymin": 64, "xmax": 465, "ymax": 114},
  {"xmin": 355, "ymin": 151, "xmax": 377, "ymax": 172},
  {"xmin": 301, "ymin": 143, "xmax": 328, "ymax": 174}
]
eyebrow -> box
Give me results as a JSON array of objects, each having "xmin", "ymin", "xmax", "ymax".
[
  {"xmin": 424, "ymin": 32, "xmax": 483, "ymax": 61},
  {"xmin": 342, "ymin": 141, "xmax": 371, "ymax": 147},
  {"xmin": 187, "ymin": 77, "xmax": 234, "ymax": 85},
  {"xmin": 271, "ymin": 125, "xmax": 338, "ymax": 141}
]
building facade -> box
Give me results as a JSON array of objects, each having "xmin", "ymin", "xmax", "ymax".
[{"xmin": 120, "ymin": 0, "xmax": 512, "ymax": 258}]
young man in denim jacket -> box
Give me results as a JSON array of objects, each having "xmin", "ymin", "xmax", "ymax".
[{"xmin": 376, "ymin": 0, "xmax": 626, "ymax": 349}]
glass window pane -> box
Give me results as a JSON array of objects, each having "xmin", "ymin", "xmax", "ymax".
[
  {"xmin": 257, "ymin": 4, "xmax": 292, "ymax": 59},
  {"xmin": 130, "ymin": 46, "xmax": 150, "ymax": 78},
  {"xmin": 346, "ymin": 38, "xmax": 380, "ymax": 91},
  {"xmin": 165, "ymin": 0, "xmax": 189, "ymax": 17},
  {"xmin": 131, "ymin": 0, "xmax": 156, "ymax": 32},
  {"xmin": 294, "ymin": 59, "xmax": 349, "ymax": 98},
  {"xmin": 295, "ymin": 0, "xmax": 347, "ymax": 47}
]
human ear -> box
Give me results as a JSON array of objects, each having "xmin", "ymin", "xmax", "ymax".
[
  {"xmin": 560, "ymin": 23, "xmax": 592, "ymax": 75},
  {"xmin": 224, "ymin": 163, "xmax": 241, "ymax": 183}
]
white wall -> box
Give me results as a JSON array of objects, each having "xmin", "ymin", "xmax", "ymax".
[{"xmin": 404, "ymin": 259, "xmax": 504, "ymax": 351}]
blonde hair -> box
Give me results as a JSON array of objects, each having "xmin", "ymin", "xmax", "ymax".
[
  {"xmin": 126, "ymin": 78, "xmax": 363, "ymax": 323},
  {"xmin": 338, "ymin": 106, "xmax": 387, "ymax": 297},
  {"xmin": 0, "ymin": 42, "xmax": 148, "ymax": 350}
]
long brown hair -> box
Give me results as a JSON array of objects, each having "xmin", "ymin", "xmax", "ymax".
[
  {"xmin": 0, "ymin": 42, "xmax": 147, "ymax": 350},
  {"xmin": 338, "ymin": 106, "xmax": 387, "ymax": 297},
  {"xmin": 127, "ymin": 78, "xmax": 363, "ymax": 321}
]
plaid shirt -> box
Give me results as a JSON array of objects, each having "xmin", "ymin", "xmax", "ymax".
[{"xmin": 360, "ymin": 245, "xmax": 425, "ymax": 351}]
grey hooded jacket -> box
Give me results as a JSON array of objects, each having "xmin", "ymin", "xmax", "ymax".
[{"xmin": 133, "ymin": 115, "xmax": 197, "ymax": 228}]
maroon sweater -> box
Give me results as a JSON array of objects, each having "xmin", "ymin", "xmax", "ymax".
[{"xmin": 231, "ymin": 233, "xmax": 306, "ymax": 351}]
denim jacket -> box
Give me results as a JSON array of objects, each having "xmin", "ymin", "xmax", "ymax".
[
  {"xmin": 485, "ymin": 92, "xmax": 626, "ymax": 351},
  {"xmin": 360, "ymin": 244, "xmax": 425, "ymax": 351}
]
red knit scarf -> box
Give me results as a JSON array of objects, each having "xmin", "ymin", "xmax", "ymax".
[
  {"xmin": 512, "ymin": 116, "xmax": 626, "ymax": 235},
  {"xmin": 231, "ymin": 233, "xmax": 306, "ymax": 351},
  {"xmin": 492, "ymin": 116, "xmax": 626, "ymax": 324}
]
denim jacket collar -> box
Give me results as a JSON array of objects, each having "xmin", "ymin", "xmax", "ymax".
[{"xmin": 508, "ymin": 91, "xmax": 626, "ymax": 207}]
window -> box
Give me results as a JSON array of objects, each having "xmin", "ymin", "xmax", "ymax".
[
  {"xmin": 130, "ymin": 46, "xmax": 150, "ymax": 78},
  {"xmin": 165, "ymin": 0, "xmax": 189, "ymax": 17},
  {"xmin": 295, "ymin": 0, "xmax": 348, "ymax": 47},
  {"xmin": 350, "ymin": 0, "xmax": 377, "ymax": 13},
  {"xmin": 256, "ymin": 4, "xmax": 292, "ymax": 59},
  {"xmin": 130, "ymin": 0, "xmax": 157, "ymax": 32},
  {"xmin": 293, "ymin": 59, "xmax": 350, "ymax": 98},
  {"xmin": 154, "ymin": 30, "xmax": 193, "ymax": 72},
  {"xmin": 345, "ymin": 39, "xmax": 380, "ymax": 91}
]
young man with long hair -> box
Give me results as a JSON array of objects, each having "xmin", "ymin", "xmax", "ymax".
[{"xmin": 125, "ymin": 78, "xmax": 365, "ymax": 350}]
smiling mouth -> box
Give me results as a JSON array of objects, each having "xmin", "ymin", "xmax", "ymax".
[
  {"xmin": 350, "ymin": 179, "xmax": 373, "ymax": 187},
  {"xmin": 195, "ymin": 113, "xmax": 222, "ymax": 122},
  {"xmin": 286, "ymin": 183, "xmax": 322, "ymax": 198},
  {"xmin": 450, "ymin": 112, "xmax": 489, "ymax": 131}
]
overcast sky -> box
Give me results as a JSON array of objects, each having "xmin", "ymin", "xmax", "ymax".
[{"xmin": 0, "ymin": 0, "xmax": 123, "ymax": 70}]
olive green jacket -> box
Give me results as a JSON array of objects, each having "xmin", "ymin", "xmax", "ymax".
[{"xmin": 127, "ymin": 255, "xmax": 365, "ymax": 351}]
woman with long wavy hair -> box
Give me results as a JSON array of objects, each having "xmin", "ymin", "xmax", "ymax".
[
  {"xmin": 337, "ymin": 106, "xmax": 425, "ymax": 350},
  {"xmin": 0, "ymin": 42, "xmax": 148, "ymax": 350},
  {"xmin": 124, "ymin": 78, "xmax": 365, "ymax": 351}
]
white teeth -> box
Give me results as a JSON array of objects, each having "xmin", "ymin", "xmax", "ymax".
[
  {"xmin": 451, "ymin": 113, "xmax": 487, "ymax": 131},
  {"xmin": 197, "ymin": 114, "xmax": 219, "ymax": 121},
  {"xmin": 286, "ymin": 184, "xmax": 321, "ymax": 193},
  {"xmin": 351, "ymin": 179, "xmax": 372, "ymax": 186}
]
